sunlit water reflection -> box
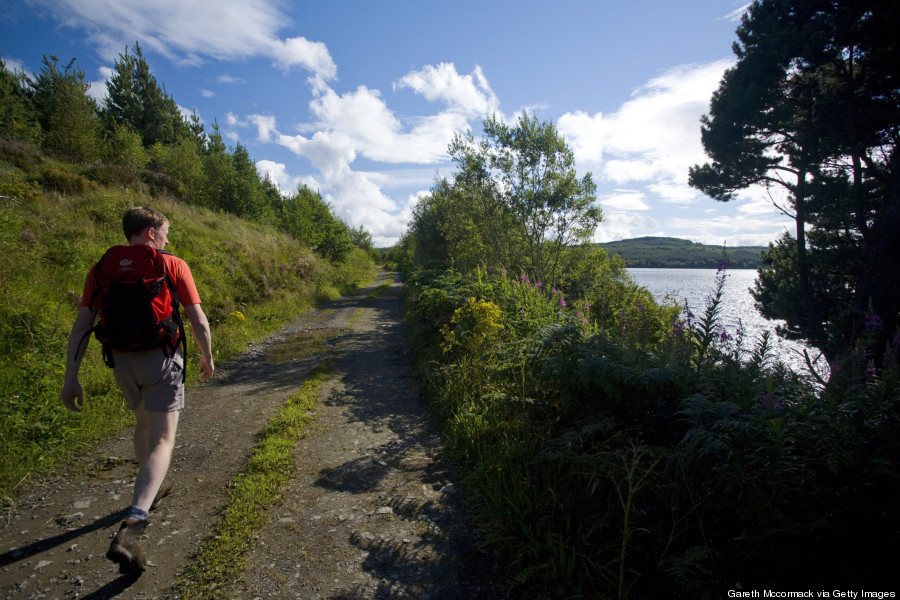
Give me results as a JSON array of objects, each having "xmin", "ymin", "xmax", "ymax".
[{"xmin": 628, "ymin": 268, "xmax": 823, "ymax": 376}]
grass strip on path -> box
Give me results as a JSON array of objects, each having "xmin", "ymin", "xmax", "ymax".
[
  {"xmin": 172, "ymin": 360, "xmax": 334, "ymax": 599},
  {"xmin": 348, "ymin": 272, "xmax": 394, "ymax": 327}
]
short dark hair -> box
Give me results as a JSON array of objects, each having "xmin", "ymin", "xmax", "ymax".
[{"xmin": 123, "ymin": 206, "xmax": 168, "ymax": 241}]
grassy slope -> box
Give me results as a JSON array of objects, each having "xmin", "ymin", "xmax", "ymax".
[{"xmin": 0, "ymin": 177, "xmax": 375, "ymax": 497}]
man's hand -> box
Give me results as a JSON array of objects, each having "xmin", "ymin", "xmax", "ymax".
[
  {"xmin": 199, "ymin": 355, "xmax": 215, "ymax": 379},
  {"xmin": 62, "ymin": 378, "xmax": 84, "ymax": 412},
  {"xmin": 62, "ymin": 307, "xmax": 96, "ymax": 412}
]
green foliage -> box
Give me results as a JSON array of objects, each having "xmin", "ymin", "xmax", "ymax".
[
  {"xmin": 104, "ymin": 124, "xmax": 149, "ymax": 171},
  {"xmin": 0, "ymin": 56, "xmax": 41, "ymax": 143},
  {"xmin": 600, "ymin": 236, "xmax": 764, "ymax": 269},
  {"xmin": 221, "ymin": 142, "xmax": 274, "ymax": 222},
  {"xmin": 40, "ymin": 166, "xmax": 95, "ymax": 195},
  {"xmin": 30, "ymin": 55, "xmax": 101, "ymax": 162},
  {"xmin": 101, "ymin": 42, "xmax": 190, "ymax": 148},
  {"xmin": 278, "ymin": 184, "xmax": 355, "ymax": 263},
  {"xmin": 406, "ymin": 112, "xmax": 601, "ymax": 284},
  {"xmin": 149, "ymin": 138, "xmax": 203, "ymax": 201},
  {"xmin": 405, "ymin": 265, "xmax": 900, "ymax": 597}
]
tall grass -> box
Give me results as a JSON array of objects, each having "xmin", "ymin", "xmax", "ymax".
[
  {"xmin": 0, "ymin": 173, "xmax": 375, "ymax": 498},
  {"xmin": 405, "ymin": 267, "xmax": 900, "ymax": 598}
]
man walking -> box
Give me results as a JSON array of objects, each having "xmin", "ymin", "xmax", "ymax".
[{"xmin": 62, "ymin": 206, "xmax": 214, "ymax": 575}]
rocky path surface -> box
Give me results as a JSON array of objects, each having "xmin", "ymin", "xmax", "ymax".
[{"xmin": 0, "ymin": 270, "xmax": 502, "ymax": 599}]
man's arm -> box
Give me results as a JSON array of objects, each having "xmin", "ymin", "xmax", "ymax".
[
  {"xmin": 62, "ymin": 307, "xmax": 97, "ymax": 411},
  {"xmin": 184, "ymin": 303, "xmax": 214, "ymax": 379}
]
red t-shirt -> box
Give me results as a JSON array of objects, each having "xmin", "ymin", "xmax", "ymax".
[{"xmin": 79, "ymin": 250, "xmax": 202, "ymax": 310}]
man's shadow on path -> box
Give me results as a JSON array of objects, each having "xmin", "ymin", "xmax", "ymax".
[{"xmin": 0, "ymin": 511, "xmax": 144, "ymax": 598}]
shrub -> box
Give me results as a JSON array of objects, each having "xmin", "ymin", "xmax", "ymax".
[
  {"xmin": 40, "ymin": 166, "xmax": 94, "ymax": 195},
  {"xmin": 404, "ymin": 266, "xmax": 900, "ymax": 597}
]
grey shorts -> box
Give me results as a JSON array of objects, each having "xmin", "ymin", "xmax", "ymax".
[{"xmin": 112, "ymin": 349, "xmax": 185, "ymax": 412}]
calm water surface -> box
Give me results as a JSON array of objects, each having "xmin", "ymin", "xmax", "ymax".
[{"xmin": 628, "ymin": 268, "xmax": 820, "ymax": 374}]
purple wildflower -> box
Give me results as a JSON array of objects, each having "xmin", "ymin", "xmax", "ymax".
[
  {"xmin": 865, "ymin": 363, "xmax": 878, "ymax": 380},
  {"xmin": 717, "ymin": 257, "xmax": 732, "ymax": 273},
  {"xmin": 761, "ymin": 393, "xmax": 783, "ymax": 410},
  {"xmin": 864, "ymin": 312, "xmax": 883, "ymax": 334}
]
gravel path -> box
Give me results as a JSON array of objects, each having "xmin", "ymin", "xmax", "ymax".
[{"xmin": 0, "ymin": 270, "xmax": 503, "ymax": 599}]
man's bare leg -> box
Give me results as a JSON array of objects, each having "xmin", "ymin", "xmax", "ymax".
[{"xmin": 130, "ymin": 404, "xmax": 179, "ymax": 515}]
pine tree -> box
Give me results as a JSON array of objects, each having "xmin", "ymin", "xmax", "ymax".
[
  {"xmin": 102, "ymin": 42, "xmax": 188, "ymax": 148},
  {"xmin": 0, "ymin": 56, "xmax": 41, "ymax": 143},
  {"xmin": 30, "ymin": 55, "xmax": 100, "ymax": 162}
]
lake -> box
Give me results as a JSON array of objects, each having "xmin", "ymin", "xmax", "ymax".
[{"xmin": 627, "ymin": 268, "xmax": 821, "ymax": 374}]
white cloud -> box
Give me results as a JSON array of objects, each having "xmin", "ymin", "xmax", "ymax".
[
  {"xmin": 256, "ymin": 159, "xmax": 318, "ymax": 195},
  {"xmin": 270, "ymin": 37, "xmax": 336, "ymax": 79},
  {"xmin": 601, "ymin": 190, "xmax": 650, "ymax": 211},
  {"xmin": 647, "ymin": 181, "xmax": 706, "ymax": 205},
  {"xmin": 306, "ymin": 85, "xmax": 465, "ymax": 164},
  {"xmin": 1, "ymin": 56, "xmax": 31, "ymax": 77},
  {"xmin": 722, "ymin": 3, "xmax": 751, "ymax": 22},
  {"xmin": 594, "ymin": 212, "xmax": 661, "ymax": 243},
  {"xmin": 248, "ymin": 114, "xmax": 277, "ymax": 143},
  {"xmin": 275, "ymin": 129, "xmax": 357, "ymax": 178},
  {"xmin": 559, "ymin": 60, "xmax": 733, "ymax": 188},
  {"xmin": 668, "ymin": 213, "xmax": 790, "ymax": 246},
  {"xmin": 234, "ymin": 60, "xmax": 474, "ymax": 247},
  {"xmin": 26, "ymin": 0, "xmax": 335, "ymax": 78},
  {"xmin": 86, "ymin": 65, "xmax": 114, "ymax": 102},
  {"xmin": 200, "ymin": 89, "xmax": 215, "ymax": 98},
  {"xmin": 395, "ymin": 63, "xmax": 499, "ymax": 117},
  {"xmin": 217, "ymin": 74, "xmax": 247, "ymax": 85}
]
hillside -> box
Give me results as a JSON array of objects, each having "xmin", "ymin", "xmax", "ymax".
[{"xmin": 600, "ymin": 236, "xmax": 766, "ymax": 269}]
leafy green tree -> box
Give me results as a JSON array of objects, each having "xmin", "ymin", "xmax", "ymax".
[
  {"xmin": 30, "ymin": 55, "xmax": 100, "ymax": 162},
  {"xmin": 688, "ymin": 0, "xmax": 900, "ymax": 364},
  {"xmin": 448, "ymin": 112, "xmax": 602, "ymax": 285},
  {"xmin": 104, "ymin": 124, "xmax": 148, "ymax": 170},
  {"xmin": 348, "ymin": 225, "xmax": 373, "ymax": 251},
  {"xmin": 149, "ymin": 138, "xmax": 204, "ymax": 201},
  {"xmin": 102, "ymin": 42, "xmax": 189, "ymax": 148},
  {"xmin": 406, "ymin": 177, "xmax": 489, "ymax": 272},
  {"xmin": 0, "ymin": 56, "xmax": 40, "ymax": 143},
  {"xmin": 199, "ymin": 119, "xmax": 233, "ymax": 210},
  {"xmin": 222, "ymin": 142, "xmax": 273, "ymax": 222},
  {"xmin": 280, "ymin": 184, "xmax": 354, "ymax": 262}
]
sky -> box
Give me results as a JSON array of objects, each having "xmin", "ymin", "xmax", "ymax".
[{"xmin": 0, "ymin": 0, "xmax": 793, "ymax": 248}]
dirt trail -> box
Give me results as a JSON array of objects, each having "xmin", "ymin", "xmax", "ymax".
[{"xmin": 0, "ymin": 270, "xmax": 502, "ymax": 599}]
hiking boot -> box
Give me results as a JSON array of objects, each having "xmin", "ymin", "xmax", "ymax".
[
  {"xmin": 150, "ymin": 480, "xmax": 174, "ymax": 511},
  {"xmin": 106, "ymin": 520, "xmax": 149, "ymax": 575}
]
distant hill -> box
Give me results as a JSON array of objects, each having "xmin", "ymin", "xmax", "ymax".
[{"xmin": 599, "ymin": 236, "xmax": 766, "ymax": 269}]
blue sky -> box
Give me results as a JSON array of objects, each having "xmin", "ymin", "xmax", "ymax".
[{"xmin": 1, "ymin": 0, "xmax": 791, "ymax": 248}]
